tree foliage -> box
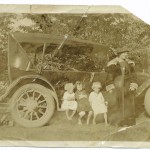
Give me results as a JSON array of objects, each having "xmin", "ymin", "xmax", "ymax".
[
  {"xmin": 0, "ymin": 14, "xmax": 16, "ymax": 81},
  {"xmin": 22, "ymin": 13, "xmax": 150, "ymax": 49},
  {"xmin": 0, "ymin": 12, "xmax": 150, "ymax": 80},
  {"xmin": 21, "ymin": 13, "xmax": 150, "ymax": 71}
]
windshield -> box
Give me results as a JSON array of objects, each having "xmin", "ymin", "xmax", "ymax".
[{"xmin": 20, "ymin": 42, "xmax": 108, "ymax": 72}]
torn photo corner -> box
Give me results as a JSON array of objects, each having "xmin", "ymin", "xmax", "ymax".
[{"xmin": 0, "ymin": 4, "xmax": 150, "ymax": 148}]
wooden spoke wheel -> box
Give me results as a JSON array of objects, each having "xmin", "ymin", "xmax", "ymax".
[
  {"xmin": 10, "ymin": 84, "xmax": 55, "ymax": 128},
  {"xmin": 144, "ymin": 87, "xmax": 150, "ymax": 116}
]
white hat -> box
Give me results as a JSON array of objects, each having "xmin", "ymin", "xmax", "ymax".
[
  {"xmin": 92, "ymin": 82, "xmax": 102, "ymax": 90},
  {"xmin": 64, "ymin": 83, "xmax": 74, "ymax": 91}
]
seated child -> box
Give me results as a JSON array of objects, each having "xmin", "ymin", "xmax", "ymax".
[
  {"xmin": 61, "ymin": 83, "xmax": 77, "ymax": 120},
  {"xmin": 75, "ymin": 81, "xmax": 93, "ymax": 125},
  {"xmin": 89, "ymin": 82, "xmax": 108, "ymax": 125}
]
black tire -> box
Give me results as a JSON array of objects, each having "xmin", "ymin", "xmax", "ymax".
[
  {"xmin": 10, "ymin": 83, "xmax": 55, "ymax": 128},
  {"xmin": 144, "ymin": 87, "xmax": 150, "ymax": 116}
]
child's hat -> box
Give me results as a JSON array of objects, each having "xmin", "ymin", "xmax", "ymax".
[
  {"xmin": 92, "ymin": 82, "xmax": 102, "ymax": 90},
  {"xmin": 64, "ymin": 83, "xmax": 74, "ymax": 91},
  {"xmin": 117, "ymin": 48, "xmax": 129, "ymax": 55}
]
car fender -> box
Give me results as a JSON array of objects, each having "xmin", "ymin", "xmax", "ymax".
[{"xmin": 0, "ymin": 74, "xmax": 59, "ymax": 110}]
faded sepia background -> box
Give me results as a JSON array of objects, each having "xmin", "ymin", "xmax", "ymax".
[
  {"xmin": 0, "ymin": 4, "xmax": 150, "ymax": 148},
  {"xmin": 0, "ymin": 6, "xmax": 150, "ymax": 90}
]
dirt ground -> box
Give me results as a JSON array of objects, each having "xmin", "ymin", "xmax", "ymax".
[{"xmin": 0, "ymin": 111, "xmax": 150, "ymax": 142}]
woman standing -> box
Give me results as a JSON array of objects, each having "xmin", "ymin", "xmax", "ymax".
[{"xmin": 105, "ymin": 49, "xmax": 138, "ymax": 126}]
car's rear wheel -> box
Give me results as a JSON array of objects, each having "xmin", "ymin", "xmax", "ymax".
[
  {"xmin": 144, "ymin": 87, "xmax": 150, "ymax": 116},
  {"xmin": 10, "ymin": 83, "xmax": 55, "ymax": 128}
]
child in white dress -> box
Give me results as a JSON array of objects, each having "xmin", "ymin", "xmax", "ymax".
[
  {"xmin": 61, "ymin": 83, "xmax": 77, "ymax": 120},
  {"xmin": 89, "ymin": 82, "xmax": 108, "ymax": 125}
]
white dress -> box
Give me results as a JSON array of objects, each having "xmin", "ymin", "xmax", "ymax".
[
  {"xmin": 89, "ymin": 92, "xmax": 107, "ymax": 115},
  {"xmin": 61, "ymin": 91, "xmax": 77, "ymax": 111}
]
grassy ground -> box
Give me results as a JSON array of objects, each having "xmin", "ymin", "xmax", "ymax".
[{"xmin": 0, "ymin": 111, "xmax": 150, "ymax": 141}]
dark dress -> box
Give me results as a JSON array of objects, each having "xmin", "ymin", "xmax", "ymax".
[
  {"xmin": 75, "ymin": 90, "xmax": 92, "ymax": 112},
  {"xmin": 105, "ymin": 58, "xmax": 137, "ymax": 126}
]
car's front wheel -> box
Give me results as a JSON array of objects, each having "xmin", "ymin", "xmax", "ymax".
[
  {"xmin": 144, "ymin": 87, "xmax": 150, "ymax": 116},
  {"xmin": 10, "ymin": 83, "xmax": 55, "ymax": 128}
]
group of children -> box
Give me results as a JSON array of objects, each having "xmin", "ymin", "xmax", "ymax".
[{"xmin": 61, "ymin": 81, "xmax": 108, "ymax": 125}]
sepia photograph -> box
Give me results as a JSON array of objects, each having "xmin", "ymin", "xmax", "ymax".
[{"xmin": 0, "ymin": 4, "xmax": 150, "ymax": 148}]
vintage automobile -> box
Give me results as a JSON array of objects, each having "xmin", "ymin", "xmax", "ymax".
[
  {"xmin": 0, "ymin": 32, "xmax": 150, "ymax": 128},
  {"xmin": 0, "ymin": 32, "xmax": 111, "ymax": 127}
]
